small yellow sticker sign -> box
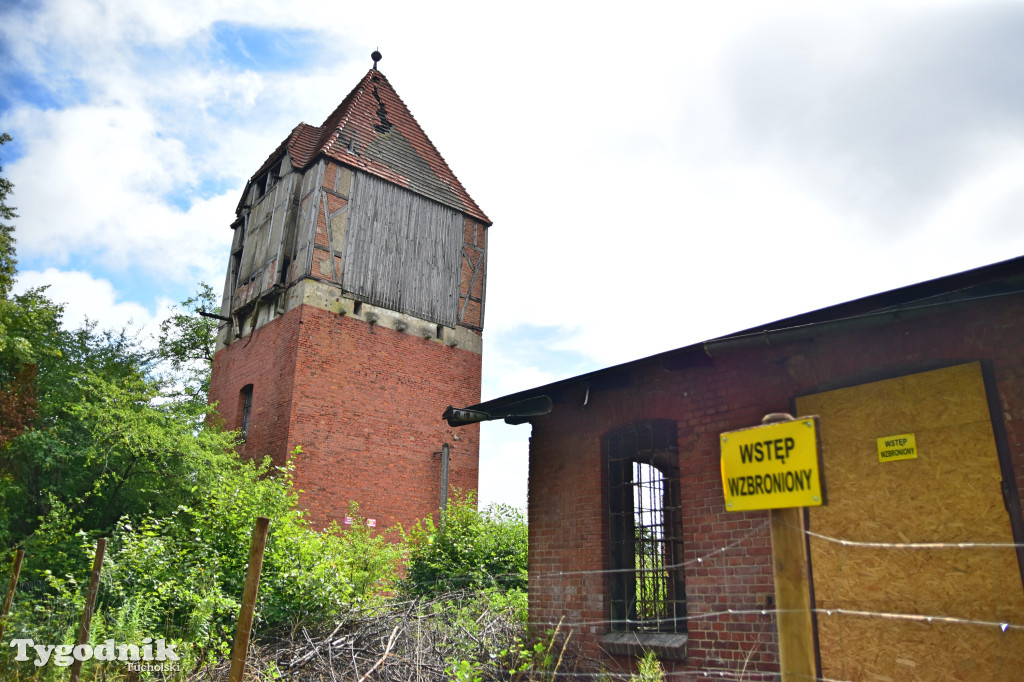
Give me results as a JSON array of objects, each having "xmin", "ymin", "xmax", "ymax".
[
  {"xmin": 720, "ymin": 418, "xmax": 824, "ymax": 512},
  {"xmin": 877, "ymin": 433, "xmax": 917, "ymax": 462}
]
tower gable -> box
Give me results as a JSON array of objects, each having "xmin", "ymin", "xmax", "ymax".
[{"xmin": 220, "ymin": 66, "xmax": 490, "ymax": 348}]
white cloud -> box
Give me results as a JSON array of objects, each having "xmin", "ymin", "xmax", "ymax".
[
  {"xmin": 1, "ymin": 4, "xmax": 373, "ymax": 289},
  {"xmin": 478, "ymin": 423, "xmax": 530, "ymax": 511},
  {"xmin": 4, "ymin": 103, "xmax": 234, "ymax": 285},
  {"xmin": 13, "ymin": 268, "xmax": 174, "ymax": 339},
  {"xmin": 482, "ymin": 347, "xmax": 561, "ymax": 402},
  {"xmin": 723, "ymin": 2, "xmax": 1024, "ymax": 232}
]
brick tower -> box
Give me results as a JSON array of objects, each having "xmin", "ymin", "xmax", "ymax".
[{"xmin": 208, "ymin": 57, "xmax": 490, "ymax": 532}]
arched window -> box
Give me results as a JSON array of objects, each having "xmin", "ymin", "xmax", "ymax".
[{"xmin": 605, "ymin": 419, "xmax": 686, "ymax": 633}]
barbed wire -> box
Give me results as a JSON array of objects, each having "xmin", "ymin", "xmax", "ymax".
[
  {"xmin": 525, "ymin": 515, "xmax": 1024, "ymax": 586},
  {"xmin": 525, "ymin": 606, "xmax": 1023, "ymax": 635},
  {"xmin": 801, "ymin": 525, "xmax": 1024, "ymax": 549},
  {"xmin": 529, "ymin": 518, "xmax": 772, "ymax": 581}
]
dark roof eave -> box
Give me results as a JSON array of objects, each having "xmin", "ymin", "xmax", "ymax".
[
  {"xmin": 466, "ymin": 254, "xmax": 1024, "ymax": 418},
  {"xmin": 467, "ymin": 343, "xmax": 708, "ymax": 415}
]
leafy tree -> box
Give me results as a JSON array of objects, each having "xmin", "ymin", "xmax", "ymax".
[
  {"xmin": 0, "ymin": 321, "xmax": 241, "ymax": 547},
  {"xmin": 404, "ymin": 491, "xmax": 527, "ymax": 596},
  {"xmin": 2, "ymin": 451, "xmax": 406, "ymax": 676},
  {"xmin": 156, "ymin": 282, "xmax": 219, "ymax": 407},
  {"xmin": 96, "ymin": 458, "xmax": 404, "ymax": 649},
  {"xmin": 3, "ymin": 283, "xmax": 225, "ymax": 542},
  {"xmin": 0, "ymin": 290, "xmax": 58, "ymax": 449},
  {"xmin": 1, "ymin": 290, "xmax": 405, "ymax": 674},
  {"xmin": 0, "ymin": 132, "xmax": 40, "ymax": 450},
  {"xmin": 0, "ymin": 132, "xmax": 16, "ymax": 298}
]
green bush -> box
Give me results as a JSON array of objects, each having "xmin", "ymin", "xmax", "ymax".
[
  {"xmin": 0, "ymin": 452, "xmax": 405, "ymax": 679},
  {"xmin": 404, "ymin": 491, "xmax": 527, "ymax": 596}
]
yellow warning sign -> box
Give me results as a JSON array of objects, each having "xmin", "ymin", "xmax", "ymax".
[
  {"xmin": 877, "ymin": 433, "xmax": 917, "ymax": 462},
  {"xmin": 720, "ymin": 418, "xmax": 825, "ymax": 512}
]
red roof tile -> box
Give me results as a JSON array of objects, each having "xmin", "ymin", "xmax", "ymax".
[{"xmin": 248, "ymin": 69, "xmax": 490, "ymax": 224}]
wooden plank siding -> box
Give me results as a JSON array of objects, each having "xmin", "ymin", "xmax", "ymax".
[
  {"xmin": 233, "ymin": 171, "xmax": 300, "ymax": 307},
  {"xmin": 227, "ymin": 160, "xmax": 481, "ymax": 332},
  {"xmin": 342, "ymin": 171, "xmax": 463, "ymax": 327}
]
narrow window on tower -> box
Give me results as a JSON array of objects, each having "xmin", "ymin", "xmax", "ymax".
[
  {"xmin": 278, "ymin": 256, "xmax": 291, "ymax": 285},
  {"xmin": 605, "ymin": 419, "xmax": 686, "ymax": 634},
  {"xmin": 230, "ymin": 250, "xmax": 243, "ymax": 291},
  {"xmin": 239, "ymin": 384, "xmax": 254, "ymax": 439}
]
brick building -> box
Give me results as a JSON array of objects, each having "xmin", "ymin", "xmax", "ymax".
[
  {"xmin": 449, "ymin": 256, "xmax": 1024, "ymax": 678},
  {"xmin": 209, "ymin": 57, "xmax": 490, "ymax": 533}
]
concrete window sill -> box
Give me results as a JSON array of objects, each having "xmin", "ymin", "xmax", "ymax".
[{"xmin": 599, "ymin": 632, "xmax": 687, "ymax": 661}]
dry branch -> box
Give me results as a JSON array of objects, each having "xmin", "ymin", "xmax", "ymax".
[{"xmin": 189, "ymin": 590, "xmax": 583, "ymax": 682}]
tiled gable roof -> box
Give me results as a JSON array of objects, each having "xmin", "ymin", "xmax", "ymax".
[{"xmin": 248, "ymin": 69, "xmax": 490, "ymax": 224}]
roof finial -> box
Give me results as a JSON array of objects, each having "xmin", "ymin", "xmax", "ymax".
[{"xmin": 371, "ymin": 49, "xmax": 382, "ymax": 71}]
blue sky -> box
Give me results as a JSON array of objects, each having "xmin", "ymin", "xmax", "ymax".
[{"xmin": 4, "ymin": 0, "xmax": 1024, "ymax": 508}]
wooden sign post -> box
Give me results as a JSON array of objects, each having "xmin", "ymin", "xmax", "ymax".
[
  {"xmin": 721, "ymin": 413, "xmax": 823, "ymax": 681},
  {"xmin": 769, "ymin": 504, "xmax": 817, "ymax": 680}
]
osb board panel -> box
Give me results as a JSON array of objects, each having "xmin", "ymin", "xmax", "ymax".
[
  {"xmin": 796, "ymin": 362, "xmax": 1024, "ymax": 681},
  {"xmin": 809, "ymin": 616, "xmax": 1022, "ymax": 681}
]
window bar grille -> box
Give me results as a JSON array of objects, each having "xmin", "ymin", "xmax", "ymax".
[
  {"xmin": 605, "ymin": 420, "xmax": 686, "ymax": 634},
  {"xmin": 633, "ymin": 462, "xmax": 669, "ymax": 631}
]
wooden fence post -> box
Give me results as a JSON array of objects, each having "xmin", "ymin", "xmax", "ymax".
[
  {"xmin": 0, "ymin": 548, "xmax": 25, "ymax": 642},
  {"xmin": 69, "ymin": 538, "xmax": 106, "ymax": 682},
  {"xmin": 228, "ymin": 516, "xmax": 270, "ymax": 682}
]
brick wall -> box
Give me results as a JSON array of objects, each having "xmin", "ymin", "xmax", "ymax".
[
  {"xmin": 526, "ymin": 295, "xmax": 1024, "ymax": 676},
  {"xmin": 287, "ymin": 304, "xmax": 481, "ymax": 531},
  {"xmin": 209, "ymin": 303, "xmax": 482, "ymax": 534},
  {"xmin": 209, "ymin": 312, "xmax": 300, "ymax": 468}
]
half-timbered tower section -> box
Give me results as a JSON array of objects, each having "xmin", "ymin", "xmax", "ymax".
[{"xmin": 209, "ymin": 63, "xmax": 491, "ymax": 532}]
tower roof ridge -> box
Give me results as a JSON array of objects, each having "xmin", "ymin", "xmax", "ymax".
[
  {"xmin": 246, "ymin": 67, "xmax": 490, "ymax": 225},
  {"xmin": 314, "ymin": 69, "xmax": 371, "ymax": 152}
]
